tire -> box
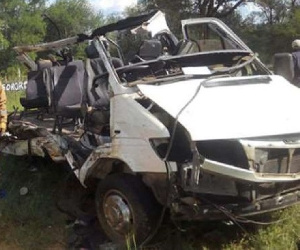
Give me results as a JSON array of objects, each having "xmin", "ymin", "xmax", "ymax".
[{"xmin": 95, "ymin": 173, "xmax": 161, "ymax": 244}]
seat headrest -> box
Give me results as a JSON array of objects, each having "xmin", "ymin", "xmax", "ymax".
[
  {"xmin": 85, "ymin": 43, "xmax": 100, "ymax": 59},
  {"xmin": 154, "ymin": 30, "xmax": 178, "ymax": 55},
  {"xmin": 37, "ymin": 60, "xmax": 53, "ymax": 70},
  {"xmin": 139, "ymin": 39, "xmax": 162, "ymax": 60}
]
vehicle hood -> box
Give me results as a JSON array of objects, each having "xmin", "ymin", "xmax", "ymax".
[{"xmin": 138, "ymin": 75, "xmax": 300, "ymax": 141}]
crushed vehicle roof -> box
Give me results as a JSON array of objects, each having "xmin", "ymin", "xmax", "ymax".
[{"xmin": 90, "ymin": 10, "xmax": 158, "ymax": 37}]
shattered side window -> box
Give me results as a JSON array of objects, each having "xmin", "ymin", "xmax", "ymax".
[{"xmin": 185, "ymin": 23, "xmax": 237, "ymax": 52}]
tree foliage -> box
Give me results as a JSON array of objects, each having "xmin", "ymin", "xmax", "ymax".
[
  {"xmin": 136, "ymin": 0, "xmax": 246, "ymax": 35},
  {"xmin": 255, "ymin": 0, "xmax": 290, "ymax": 24},
  {"xmin": 1, "ymin": 0, "xmax": 300, "ymax": 78},
  {"xmin": 134, "ymin": 0, "xmax": 300, "ymax": 63},
  {"xmin": 45, "ymin": 0, "xmax": 104, "ymax": 41},
  {"xmin": 0, "ymin": 0, "xmax": 105, "ymax": 79},
  {"xmin": 0, "ymin": 0, "xmax": 46, "ymax": 45},
  {"xmin": 0, "ymin": 0, "xmax": 46, "ymax": 76},
  {"xmin": 240, "ymin": 1, "xmax": 300, "ymax": 63},
  {"xmin": 142, "ymin": 0, "xmax": 245, "ymax": 17}
]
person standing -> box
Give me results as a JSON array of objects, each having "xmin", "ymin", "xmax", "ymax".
[
  {"xmin": 292, "ymin": 39, "xmax": 300, "ymax": 85},
  {"xmin": 0, "ymin": 81, "xmax": 7, "ymax": 136}
]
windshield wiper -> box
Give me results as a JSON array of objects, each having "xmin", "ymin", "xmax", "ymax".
[
  {"xmin": 202, "ymin": 75, "xmax": 271, "ymax": 88},
  {"xmin": 127, "ymin": 73, "xmax": 202, "ymax": 87}
]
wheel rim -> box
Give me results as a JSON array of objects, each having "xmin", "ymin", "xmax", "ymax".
[{"xmin": 103, "ymin": 190, "xmax": 134, "ymax": 236}]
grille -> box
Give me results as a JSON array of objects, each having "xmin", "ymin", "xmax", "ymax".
[{"xmin": 258, "ymin": 148, "xmax": 300, "ymax": 174}]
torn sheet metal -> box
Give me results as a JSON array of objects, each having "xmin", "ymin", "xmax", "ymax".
[
  {"xmin": 14, "ymin": 36, "xmax": 79, "ymax": 54},
  {"xmin": 0, "ymin": 135, "xmax": 66, "ymax": 161},
  {"xmin": 131, "ymin": 11, "xmax": 169, "ymax": 36},
  {"xmin": 0, "ymin": 120, "xmax": 67, "ymax": 162}
]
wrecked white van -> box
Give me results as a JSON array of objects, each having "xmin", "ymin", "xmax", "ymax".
[{"xmin": 1, "ymin": 11, "xmax": 300, "ymax": 244}]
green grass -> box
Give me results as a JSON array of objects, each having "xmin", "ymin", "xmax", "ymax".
[
  {"xmin": 160, "ymin": 205, "xmax": 300, "ymax": 250},
  {"xmin": 223, "ymin": 206, "xmax": 300, "ymax": 250},
  {"xmin": 6, "ymin": 91, "xmax": 24, "ymax": 112},
  {"xmin": 0, "ymin": 154, "xmax": 67, "ymax": 250},
  {"xmin": 0, "ymin": 153, "xmax": 299, "ymax": 249}
]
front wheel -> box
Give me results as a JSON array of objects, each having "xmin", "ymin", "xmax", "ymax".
[{"xmin": 95, "ymin": 174, "xmax": 161, "ymax": 244}]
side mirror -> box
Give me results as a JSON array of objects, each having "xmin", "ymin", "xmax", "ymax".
[{"xmin": 273, "ymin": 53, "xmax": 294, "ymax": 83}]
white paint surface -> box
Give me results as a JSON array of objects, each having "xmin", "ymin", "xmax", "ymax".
[{"xmin": 138, "ymin": 75, "xmax": 300, "ymax": 141}]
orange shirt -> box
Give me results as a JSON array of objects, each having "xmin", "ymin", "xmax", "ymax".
[{"xmin": 0, "ymin": 82, "xmax": 7, "ymax": 131}]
